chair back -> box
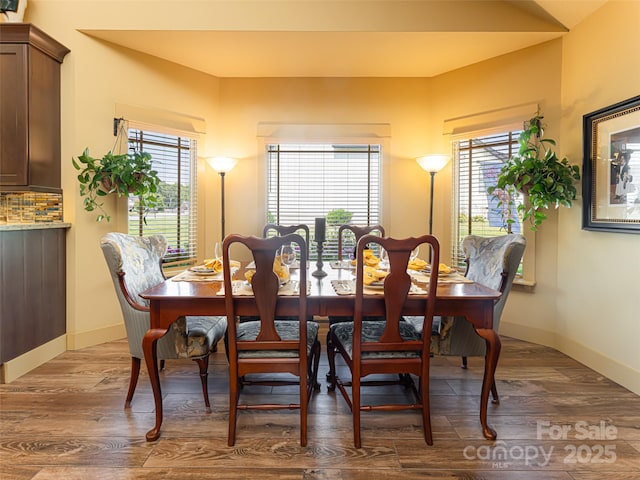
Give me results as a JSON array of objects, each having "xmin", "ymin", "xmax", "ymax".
[
  {"xmin": 354, "ymin": 234, "xmax": 439, "ymax": 358},
  {"xmin": 462, "ymin": 234, "xmax": 526, "ymax": 327},
  {"xmin": 338, "ymin": 224, "xmax": 385, "ymax": 260},
  {"xmin": 223, "ymin": 233, "xmax": 308, "ymax": 359},
  {"xmin": 263, "ymin": 223, "xmax": 311, "ymax": 255},
  {"xmin": 100, "ymin": 233, "xmax": 169, "ymax": 359}
]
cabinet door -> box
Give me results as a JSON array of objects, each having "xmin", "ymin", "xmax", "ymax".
[
  {"xmin": 0, "ymin": 44, "xmax": 29, "ymax": 186},
  {"xmin": 0, "ymin": 228, "xmax": 67, "ymax": 363}
]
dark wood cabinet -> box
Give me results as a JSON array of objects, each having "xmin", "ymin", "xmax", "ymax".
[
  {"xmin": 0, "ymin": 24, "xmax": 69, "ymax": 192},
  {"xmin": 0, "ymin": 226, "xmax": 67, "ymax": 363}
]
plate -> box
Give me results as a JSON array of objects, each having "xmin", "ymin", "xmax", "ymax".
[
  {"xmin": 189, "ymin": 266, "xmax": 217, "ymax": 275},
  {"xmin": 366, "ymin": 281, "xmax": 385, "ymax": 290}
]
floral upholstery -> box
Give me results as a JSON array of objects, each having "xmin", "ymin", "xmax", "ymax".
[
  {"xmin": 100, "ymin": 232, "xmax": 227, "ymax": 360},
  {"xmin": 235, "ymin": 320, "xmax": 320, "ymax": 358},
  {"xmin": 331, "ymin": 320, "xmax": 421, "ymax": 359}
]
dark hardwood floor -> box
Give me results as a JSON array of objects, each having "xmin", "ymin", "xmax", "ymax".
[{"xmin": 1, "ymin": 322, "xmax": 639, "ymax": 479}]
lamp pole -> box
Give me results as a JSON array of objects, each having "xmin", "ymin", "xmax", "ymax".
[
  {"xmin": 207, "ymin": 156, "xmax": 238, "ymax": 243},
  {"xmin": 219, "ymin": 171, "xmax": 226, "ymax": 241},
  {"xmin": 428, "ymin": 171, "xmax": 436, "ymax": 235}
]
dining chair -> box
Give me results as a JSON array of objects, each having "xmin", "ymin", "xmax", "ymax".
[
  {"xmin": 327, "ymin": 234, "xmax": 440, "ymax": 447},
  {"xmin": 337, "ymin": 224, "xmax": 385, "ymax": 261},
  {"xmin": 263, "ymin": 223, "xmax": 311, "ymax": 255},
  {"xmin": 405, "ymin": 233, "xmax": 526, "ymax": 403},
  {"xmin": 100, "ymin": 233, "xmax": 227, "ymax": 411},
  {"xmin": 222, "ymin": 233, "xmax": 321, "ymax": 446}
]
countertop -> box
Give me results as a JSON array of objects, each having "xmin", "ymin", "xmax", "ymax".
[{"xmin": 0, "ymin": 222, "xmax": 71, "ymax": 231}]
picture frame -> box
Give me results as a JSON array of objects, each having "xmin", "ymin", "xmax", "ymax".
[{"xmin": 582, "ymin": 95, "xmax": 640, "ymax": 233}]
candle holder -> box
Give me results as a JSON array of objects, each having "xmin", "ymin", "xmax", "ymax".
[{"xmin": 312, "ymin": 240, "xmax": 327, "ymax": 278}]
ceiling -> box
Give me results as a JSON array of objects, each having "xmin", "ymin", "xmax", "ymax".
[{"xmin": 83, "ymin": 0, "xmax": 607, "ymax": 78}]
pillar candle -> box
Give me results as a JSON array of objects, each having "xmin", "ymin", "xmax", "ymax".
[{"xmin": 315, "ymin": 217, "xmax": 326, "ymax": 242}]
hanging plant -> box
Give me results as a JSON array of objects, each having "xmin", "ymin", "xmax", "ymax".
[
  {"xmin": 487, "ymin": 113, "xmax": 581, "ymax": 230},
  {"xmin": 72, "ymin": 148, "xmax": 160, "ymax": 222}
]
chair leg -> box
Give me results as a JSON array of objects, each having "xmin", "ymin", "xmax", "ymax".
[
  {"xmin": 353, "ymin": 375, "xmax": 361, "ymax": 448},
  {"xmin": 193, "ymin": 356, "xmax": 211, "ymax": 414},
  {"xmin": 228, "ymin": 373, "xmax": 239, "ymax": 446},
  {"xmin": 491, "ymin": 379, "xmax": 500, "ymax": 404},
  {"xmin": 309, "ymin": 340, "xmax": 321, "ymax": 392},
  {"xmin": 461, "ymin": 356, "xmax": 468, "ymax": 369},
  {"xmin": 159, "ymin": 359, "xmax": 166, "ymax": 371},
  {"xmin": 125, "ymin": 357, "xmax": 141, "ymax": 409},
  {"xmin": 326, "ymin": 330, "xmax": 337, "ymax": 391},
  {"xmin": 420, "ymin": 367, "xmax": 433, "ymax": 446},
  {"xmin": 300, "ymin": 363, "xmax": 308, "ymax": 447}
]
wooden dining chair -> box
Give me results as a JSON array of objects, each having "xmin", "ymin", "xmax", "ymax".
[
  {"xmin": 327, "ymin": 234, "xmax": 440, "ymax": 447},
  {"xmin": 222, "ymin": 233, "xmax": 321, "ymax": 446},
  {"xmin": 337, "ymin": 224, "xmax": 385, "ymax": 260},
  {"xmin": 100, "ymin": 233, "xmax": 227, "ymax": 411},
  {"xmin": 263, "ymin": 223, "xmax": 311, "ymax": 255}
]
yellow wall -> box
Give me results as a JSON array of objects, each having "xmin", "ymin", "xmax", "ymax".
[
  {"xmin": 27, "ymin": 3, "xmax": 221, "ymax": 349},
  {"xmin": 21, "ymin": 0, "xmax": 640, "ymax": 394},
  {"xmin": 556, "ymin": 0, "xmax": 640, "ymax": 394}
]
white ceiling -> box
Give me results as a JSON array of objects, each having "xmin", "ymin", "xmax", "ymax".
[{"xmin": 83, "ymin": 0, "xmax": 607, "ymax": 78}]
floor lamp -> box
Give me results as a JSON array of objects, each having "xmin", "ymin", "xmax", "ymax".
[
  {"xmin": 416, "ymin": 154, "xmax": 450, "ymax": 235},
  {"xmin": 207, "ymin": 156, "xmax": 238, "ymax": 241}
]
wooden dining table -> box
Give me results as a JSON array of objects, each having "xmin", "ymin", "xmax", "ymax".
[{"xmin": 139, "ymin": 263, "xmax": 502, "ymax": 442}]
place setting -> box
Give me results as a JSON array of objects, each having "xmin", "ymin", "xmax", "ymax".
[{"xmin": 172, "ymin": 242, "xmax": 240, "ymax": 282}]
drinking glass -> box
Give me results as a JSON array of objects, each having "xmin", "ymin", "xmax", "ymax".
[
  {"xmin": 214, "ymin": 242, "xmax": 222, "ymax": 261},
  {"xmin": 379, "ymin": 247, "xmax": 389, "ymax": 271},
  {"xmin": 410, "ymin": 245, "xmax": 420, "ymax": 262},
  {"xmin": 280, "ymin": 243, "xmax": 296, "ymax": 267}
]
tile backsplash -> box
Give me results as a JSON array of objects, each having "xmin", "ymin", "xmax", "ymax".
[{"xmin": 0, "ymin": 192, "xmax": 63, "ymax": 224}]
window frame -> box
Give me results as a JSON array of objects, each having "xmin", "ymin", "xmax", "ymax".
[
  {"xmin": 451, "ymin": 127, "xmax": 536, "ymax": 286},
  {"xmin": 264, "ymin": 142, "xmax": 383, "ymax": 260},
  {"xmin": 126, "ymin": 124, "xmax": 200, "ymax": 274}
]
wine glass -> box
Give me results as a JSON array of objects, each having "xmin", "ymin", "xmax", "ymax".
[
  {"xmin": 410, "ymin": 245, "xmax": 420, "ymax": 263},
  {"xmin": 280, "ymin": 243, "xmax": 296, "ymax": 267},
  {"xmin": 214, "ymin": 242, "xmax": 222, "ymax": 261},
  {"xmin": 379, "ymin": 247, "xmax": 389, "ymax": 271}
]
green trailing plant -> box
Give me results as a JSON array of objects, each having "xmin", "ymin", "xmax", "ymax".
[
  {"xmin": 72, "ymin": 148, "xmax": 160, "ymax": 222},
  {"xmin": 487, "ymin": 113, "xmax": 581, "ymax": 230}
]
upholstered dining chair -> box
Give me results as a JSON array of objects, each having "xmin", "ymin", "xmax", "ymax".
[
  {"xmin": 263, "ymin": 223, "xmax": 311, "ymax": 255},
  {"xmin": 100, "ymin": 233, "xmax": 227, "ymax": 411},
  {"xmin": 405, "ymin": 233, "xmax": 526, "ymax": 403},
  {"xmin": 337, "ymin": 224, "xmax": 386, "ymax": 261},
  {"xmin": 222, "ymin": 233, "xmax": 321, "ymax": 446},
  {"xmin": 327, "ymin": 234, "xmax": 440, "ymax": 447}
]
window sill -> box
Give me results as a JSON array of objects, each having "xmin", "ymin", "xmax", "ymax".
[{"xmin": 513, "ymin": 278, "xmax": 536, "ymax": 293}]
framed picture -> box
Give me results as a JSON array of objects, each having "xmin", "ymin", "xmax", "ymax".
[{"xmin": 583, "ymin": 95, "xmax": 640, "ymax": 233}]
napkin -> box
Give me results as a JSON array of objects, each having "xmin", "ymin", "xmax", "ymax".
[
  {"xmin": 204, "ymin": 258, "xmax": 241, "ymax": 273},
  {"xmin": 408, "ymin": 257, "xmax": 428, "ymax": 270},
  {"xmin": 363, "ymin": 265, "xmax": 388, "ymax": 285},
  {"xmin": 244, "ymin": 256, "xmax": 290, "ymax": 284},
  {"xmin": 350, "ymin": 249, "xmax": 380, "ymax": 268}
]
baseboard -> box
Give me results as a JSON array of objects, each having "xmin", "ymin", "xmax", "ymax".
[
  {"xmin": 501, "ymin": 321, "xmax": 640, "ymax": 396},
  {"xmin": 1, "ymin": 335, "xmax": 67, "ymax": 383},
  {"xmin": 66, "ymin": 323, "xmax": 126, "ymax": 351}
]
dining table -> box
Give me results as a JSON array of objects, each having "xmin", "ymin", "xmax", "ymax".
[{"xmin": 139, "ymin": 262, "xmax": 502, "ymax": 442}]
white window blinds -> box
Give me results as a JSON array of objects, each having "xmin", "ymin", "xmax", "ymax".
[
  {"xmin": 453, "ymin": 130, "xmax": 524, "ymax": 267},
  {"xmin": 266, "ymin": 143, "xmax": 381, "ymax": 259},
  {"xmin": 128, "ymin": 128, "xmax": 198, "ymax": 268}
]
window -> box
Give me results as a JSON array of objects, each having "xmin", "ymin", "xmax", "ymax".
[
  {"xmin": 128, "ymin": 128, "xmax": 198, "ymax": 269},
  {"xmin": 266, "ymin": 143, "xmax": 381, "ymax": 259},
  {"xmin": 452, "ymin": 130, "xmax": 525, "ymax": 269}
]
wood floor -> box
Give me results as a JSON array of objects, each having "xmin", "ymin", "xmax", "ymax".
[{"xmin": 1, "ymin": 323, "xmax": 639, "ymax": 480}]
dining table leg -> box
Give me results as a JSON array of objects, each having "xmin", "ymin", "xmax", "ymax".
[
  {"xmin": 142, "ymin": 328, "xmax": 167, "ymax": 441},
  {"xmin": 474, "ymin": 327, "xmax": 501, "ymax": 440}
]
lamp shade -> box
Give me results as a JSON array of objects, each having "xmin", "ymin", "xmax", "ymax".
[
  {"xmin": 416, "ymin": 154, "xmax": 450, "ymax": 173},
  {"xmin": 207, "ymin": 156, "xmax": 238, "ymax": 173}
]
